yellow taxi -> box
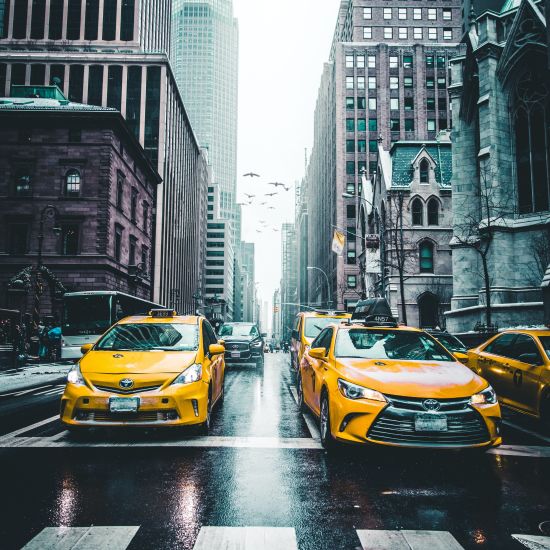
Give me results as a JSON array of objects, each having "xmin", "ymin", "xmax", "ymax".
[
  {"xmin": 467, "ymin": 329, "xmax": 550, "ymax": 426},
  {"xmin": 296, "ymin": 299, "xmax": 502, "ymax": 450},
  {"xmin": 290, "ymin": 310, "xmax": 351, "ymax": 374},
  {"xmin": 60, "ymin": 309, "xmax": 225, "ymax": 433}
]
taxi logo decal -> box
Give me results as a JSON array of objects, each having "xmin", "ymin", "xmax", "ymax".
[
  {"xmin": 422, "ymin": 399, "xmax": 441, "ymax": 412},
  {"xmin": 119, "ymin": 378, "xmax": 135, "ymax": 389},
  {"xmin": 113, "ymin": 354, "xmax": 124, "ymax": 359}
]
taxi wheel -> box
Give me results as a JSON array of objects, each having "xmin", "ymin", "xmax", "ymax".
[
  {"xmin": 320, "ymin": 392, "xmax": 338, "ymax": 451},
  {"xmin": 541, "ymin": 392, "xmax": 550, "ymax": 433},
  {"xmin": 197, "ymin": 387, "xmax": 212, "ymax": 435},
  {"xmin": 296, "ymin": 371, "xmax": 307, "ymax": 413}
]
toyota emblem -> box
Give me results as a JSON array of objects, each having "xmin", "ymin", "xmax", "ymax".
[
  {"xmin": 119, "ymin": 378, "xmax": 134, "ymax": 389},
  {"xmin": 232, "ymin": 345, "xmax": 238, "ymax": 349},
  {"xmin": 422, "ymin": 399, "xmax": 441, "ymax": 412}
]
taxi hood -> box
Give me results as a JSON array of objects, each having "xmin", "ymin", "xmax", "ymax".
[
  {"xmin": 336, "ymin": 358, "xmax": 487, "ymax": 398},
  {"xmin": 80, "ymin": 350, "xmax": 197, "ymax": 374}
]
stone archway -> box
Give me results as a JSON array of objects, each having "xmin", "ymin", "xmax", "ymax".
[{"xmin": 418, "ymin": 292, "xmax": 439, "ymax": 328}]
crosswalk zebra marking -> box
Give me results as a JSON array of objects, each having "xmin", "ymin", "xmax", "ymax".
[
  {"xmin": 289, "ymin": 385, "xmax": 320, "ymax": 440},
  {"xmin": 357, "ymin": 529, "xmax": 464, "ymax": 549},
  {"xmin": 512, "ymin": 534, "xmax": 550, "ymax": 549},
  {"xmin": 21, "ymin": 526, "xmax": 139, "ymax": 549},
  {"xmin": 193, "ymin": 526, "xmax": 298, "ymax": 550}
]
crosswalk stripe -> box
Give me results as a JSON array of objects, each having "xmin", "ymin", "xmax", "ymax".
[
  {"xmin": 33, "ymin": 388, "xmax": 64, "ymax": 396},
  {"xmin": 193, "ymin": 527, "xmax": 298, "ymax": 550},
  {"xmin": 503, "ymin": 420, "xmax": 550, "ymax": 445},
  {"xmin": 512, "ymin": 534, "xmax": 550, "ymax": 549},
  {"xmin": 22, "ymin": 526, "xmax": 140, "ymax": 549},
  {"xmin": 357, "ymin": 529, "xmax": 464, "ymax": 549}
]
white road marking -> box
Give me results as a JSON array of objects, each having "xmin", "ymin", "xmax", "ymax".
[
  {"xmin": 0, "ymin": 385, "xmax": 53, "ymax": 398},
  {"xmin": 512, "ymin": 534, "xmax": 550, "ymax": 549},
  {"xmin": 489, "ymin": 445, "xmax": 550, "ymax": 458},
  {"xmin": 22, "ymin": 526, "xmax": 140, "ymax": 549},
  {"xmin": 289, "ymin": 385, "xmax": 321, "ymax": 440},
  {"xmin": 33, "ymin": 388, "xmax": 64, "ymax": 396},
  {"xmin": 0, "ymin": 414, "xmax": 58, "ymax": 441},
  {"xmin": 503, "ymin": 420, "xmax": 550, "ymax": 445},
  {"xmin": 193, "ymin": 526, "xmax": 298, "ymax": 550},
  {"xmin": 357, "ymin": 529, "xmax": 464, "ymax": 549}
]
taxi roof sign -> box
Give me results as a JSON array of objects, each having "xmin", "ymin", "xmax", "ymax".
[{"xmin": 149, "ymin": 309, "xmax": 176, "ymax": 318}]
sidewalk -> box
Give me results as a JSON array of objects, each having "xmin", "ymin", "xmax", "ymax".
[{"xmin": 0, "ymin": 361, "xmax": 72, "ymax": 395}]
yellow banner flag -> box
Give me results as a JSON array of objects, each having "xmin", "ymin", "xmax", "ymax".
[{"xmin": 331, "ymin": 230, "xmax": 345, "ymax": 255}]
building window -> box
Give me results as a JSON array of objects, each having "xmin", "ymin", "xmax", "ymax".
[
  {"xmin": 64, "ymin": 169, "xmax": 81, "ymax": 196},
  {"xmin": 384, "ymin": 27, "xmax": 393, "ymax": 39},
  {"xmin": 85, "ymin": 0, "xmax": 100, "ymax": 40},
  {"xmin": 143, "ymin": 202, "xmax": 149, "ymax": 234},
  {"xmin": 357, "ymin": 76, "xmax": 365, "ymax": 90},
  {"xmin": 443, "ymin": 28, "xmax": 453, "ymax": 40},
  {"xmin": 426, "ymin": 55, "xmax": 434, "ymax": 68},
  {"xmin": 141, "ymin": 245, "xmax": 149, "ymax": 275},
  {"xmin": 30, "ymin": 0, "xmax": 46, "ymax": 39},
  {"xmin": 439, "ymin": 98, "xmax": 447, "ymax": 112},
  {"xmin": 363, "ymin": 27, "xmax": 372, "ymax": 39},
  {"xmin": 383, "ymin": 7, "xmax": 392, "ymax": 19},
  {"xmin": 8, "ymin": 224, "xmax": 28, "ymax": 254},
  {"xmin": 368, "ymin": 77, "xmax": 376, "ymax": 89},
  {"xmin": 437, "ymin": 77, "xmax": 446, "ymax": 89},
  {"xmin": 413, "ymin": 27, "xmax": 422, "ymax": 40},
  {"xmin": 420, "ymin": 159, "xmax": 430, "ymax": 183},
  {"xmin": 404, "ymin": 76, "xmax": 413, "ymax": 88},
  {"xmin": 129, "ymin": 236, "xmax": 137, "ymax": 266},
  {"xmin": 114, "ymin": 225, "xmax": 123, "ymax": 262},
  {"xmin": 403, "ymin": 55, "xmax": 413, "ymax": 69},
  {"xmin": 368, "ymin": 98, "xmax": 377, "ymax": 110},
  {"xmin": 426, "ymin": 77, "xmax": 435, "ymax": 88},
  {"xmin": 346, "ymin": 118, "xmax": 355, "ymax": 132},
  {"xmin": 398, "ymin": 27, "xmax": 407, "ymax": 39},
  {"xmin": 347, "ymin": 249, "xmax": 357, "ymax": 264},
  {"xmin": 346, "ymin": 76, "xmax": 354, "ymax": 89},
  {"xmin": 413, "ymin": 8, "xmax": 422, "ymax": 20},
  {"xmin": 368, "ymin": 118, "xmax": 378, "ymax": 131},
  {"xmin": 419, "ymin": 242, "xmax": 434, "ymax": 273},
  {"xmin": 346, "ymin": 55, "xmax": 354, "ymax": 68},
  {"xmin": 428, "ymin": 8, "xmax": 437, "ymax": 20},
  {"xmin": 389, "ymin": 56, "xmax": 398, "ymax": 69},
  {"xmin": 130, "ymin": 188, "xmax": 138, "ymax": 223},
  {"xmin": 356, "ymin": 55, "xmax": 365, "ymax": 68},
  {"xmin": 428, "ymin": 28, "xmax": 437, "ymax": 40},
  {"xmin": 398, "ymin": 8, "xmax": 407, "ymax": 20},
  {"xmin": 358, "ymin": 140, "xmax": 367, "ymax": 153},
  {"xmin": 346, "ymin": 140, "xmax": 354, "ymax": 153},
  {"xmin": 88, "ymin": 65, "xmax": 104, "ymax": 106},
  {"xmin": 404, "ymin": 97, "xmax": 414, "ymax": 111},
  {"xmin": 67, "ymin": 0, "xmax": 82, "ymax": 39},
  {"xmin": 14, "ymin": 171, "xmax": 32, "ymax": 197},
  {"xmin": 390, "ymin": 77, "xmax": 399, "ymax": 90},
  {"xmin": 439, "ymin": 118, "xmax": 448, "ymax": 130},
  {"xmin": 428, "ymin": 199, "xmax": 439, "ymax": 225},
  {"xmin": 369, "ymin": 140, "xmax": 378, "ymax": 153},
  {"xmin": 427, "ymin": 98, "xmax": 436, "ymax": 111},
  {"xmin": 346, "ymin": 97, "xmax": 354, "ymax": 110},
  {"xmin": 412, "ymin": 198, "xmax": 423, "ymax": 225},
  {"xmin": 443, "ymin": 9, "xmax": 452, "ymax": 20},
  {"xmin": 357, "ymin": 97, "xmax": 366, "ymax": 110},
  {"xmin": 363, "ymin": 7, "xmax": 372, "ymax": 19},
  {"xmin": 357, "ymin": 118, "xmax": 366, "ymax": 131},
  {"xmin": 61, "ymin": 224, "xmax": 79, "ymax": 256},
  {"xmin": 390, "ymin": 98, "xmax": 399, "ymax": 110},
  {"xmin": 347, "ymin": 275, "xmax": 357, "ymax": 288},
  {"xmin": 346, "ymin": 161, "xmax": 355, "ymax": 175},
  {"xmin": 427, "ymin": 119, "xmax": 436, "ymax": 131},
  {"xmin": 346, "ymin": 182, "xmax": 355, "ymax": 195},
  {"xmin": 367, "ymin": 56, "xmax": 376, "ymax": 68},
  {"xmin": 514, "ymin": 72, "xmax": 550, "ymax": 214},
  {"xmin": 116, "ymin": 176, "xmax": 124, "ymax": 210},
  {"xmin": 347, "ymin": 205, "xmax": 356, "ymax": 219},
  {"xmin": 390, "ymin": 119, "xmax": 400, "ymax": 132},
  {"xmin": 120, "ymin": 0, "xmax": 135, "ymax": 41},
  {"xmin": 405, "ymin": 119, "xmax": 415, "ymax": 131}
]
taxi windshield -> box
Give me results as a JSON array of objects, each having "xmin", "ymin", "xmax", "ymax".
[
  {"xmin": 335, "ymin": 329, "xmax": 455, "ymax": 361},
  {"xmin": 95, "ymin": 323, "xmax": 199, "ymax": 351},
  {"xmin": 304, "ymin": 317, "xmax": 343, "ymax": 339},
  {"xmin": 433, "ymin": 333, "xmax": 467, "ymax": 353},
  {"xmin": 219, "ymin": 324, "xmax": 259, "ymax": 337},
  {"xmin": 540, "ymin": 336, "xmax": 550, "ymax": 359}
]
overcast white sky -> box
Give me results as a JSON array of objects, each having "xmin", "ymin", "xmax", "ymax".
[{"xmin": 233, "ymin": 0, "xmax": 341, "ymax": 315}]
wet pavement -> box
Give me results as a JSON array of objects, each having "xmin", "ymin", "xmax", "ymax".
[{"xmin": 1, "ymin": 354, "xmax": 549, "ymax": 549}]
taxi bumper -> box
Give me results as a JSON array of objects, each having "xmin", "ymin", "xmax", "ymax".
[
  {"xmin": 329, "ymin": 390, "xmax": 502, "ymax": 449},
  {"xmin": 60, "ymin": 380, "xmax": 210, "ymax": 428}
]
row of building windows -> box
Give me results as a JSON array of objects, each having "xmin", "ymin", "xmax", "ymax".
[
  {"xmin": 115, "ymin": 175, "xmax": 150, "ymax": 233},
  {"xmin": 362, "ymin": 7, "xmax": 452, "ymax": 21},
  {"xmin": 345, "ymin": 75, "xmax": 447, "ymax": 90},
  {"xmin": 345, "ymin": 54, "xmax": 448, "ymax": 69},
  {"xmin": 346, "ymin": 96, "xmax": 448, "ymax": 113},
  {"xmin": 412, "ymin": 197, "xmax": 440, "ymax": 226},
  {"xmin": 362, "ymin": 26, "xmax": 454, "ymax": 41}
]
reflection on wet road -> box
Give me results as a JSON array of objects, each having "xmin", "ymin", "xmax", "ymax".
[{"xmin": 1, "ymin": 354, "xmax": 550, "ymax": 549}]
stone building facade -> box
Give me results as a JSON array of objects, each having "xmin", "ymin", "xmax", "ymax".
[
  {"xmin": 362, "ymin": 135, "xmax": 454, "ymax": 327},
  {"xmin": 447, "ymin": 0, "xmax": 550, "ymax": 333},
  {"xmin": 304, "ymin": 0, "xmax": 461, "ymax": 311},
  {"xmin": 0, "ymin": 90, "xmax": 161, "ymax": 321}
]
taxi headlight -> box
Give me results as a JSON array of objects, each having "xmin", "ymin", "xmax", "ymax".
[
  {"xmin": 337, "ymin": 378, "xmax": 386, "ymax": 402},
  {"xmin": 67, "ymin": 365, "xmax": 85, "ymax": 386},
  {"xmin": 470, "ymin": 386, "xmax": 497, "ymax": 405},
  {"xmin": 171, "ymin": 363, "xmax": 202, "ymax": 385},
  {"xmin": 251, "ymin": 340, "xmax": 263, "ymax": 348}
]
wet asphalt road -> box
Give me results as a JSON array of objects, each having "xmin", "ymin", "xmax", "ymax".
[{"xmin": 1, "ymin": 354, "xmax": 550, "ymax": 549}]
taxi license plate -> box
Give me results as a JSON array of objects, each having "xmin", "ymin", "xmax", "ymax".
[
  {"xmin": 231, "ymin": 351, "xmax": 240, "ymax": 358},
  {"xmin": 109, "ymin": 397, "xmax": 140, "ymax": 413},
  {"xmin": 414, "ymin": 413, "xmax": 447, "ymax": 432}
]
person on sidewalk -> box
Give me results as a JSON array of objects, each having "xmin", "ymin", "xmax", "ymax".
[{"xmin": 47, "ymin": 323, "xmax": 62, "ymax": 362}]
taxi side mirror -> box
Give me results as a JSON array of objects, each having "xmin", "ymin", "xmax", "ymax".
[
  {"xmin": 309, "ymin": 347, "xmax": 327, "ymax": 360},
  {"xmin": 453, "ymin": 351, "xmax": 469, "ymax": 364},
  {"xmin": 218, "ymin": 339, "xmax": 225, "ymax": 345},
  {"xmin": 81, "ymin": 343, "xmax": 93, "ymax": 355},
  {"xmin": 209, "ymin": 344, "xmax": 225, "ymax": 356}
]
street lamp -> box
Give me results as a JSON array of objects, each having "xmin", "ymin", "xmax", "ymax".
[{"xmin": 307, "ymin": 266, "xmax": 331, "ymax": 308}]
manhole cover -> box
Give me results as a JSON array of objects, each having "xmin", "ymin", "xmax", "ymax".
[{"xmin": 539, "ymin": 521, "xmax": 550, "ymax": 535}]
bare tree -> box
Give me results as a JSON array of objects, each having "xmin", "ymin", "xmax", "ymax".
[{"xmin": 528, "ymin": 228, "xmax": 550, "ymax": 286}]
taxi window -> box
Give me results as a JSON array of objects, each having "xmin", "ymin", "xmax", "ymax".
[
  {"xmin": 202, "ymin": 321, "xmax": 217, "ymax": 348},
  {"xmin": 511, "ymin": 334, "xmax": 543, "ymax": 364},
  {"xmin": 335, "ymin": 329, "xmax": 454, "ymax": 361},
  {"xmin": 434, "ymin": 333, "xmax": 467, "ymax": 353},
  {"xmin": 311, "ymin": 328, "xmax": 333, "ymax": 351},
  {"xmin": 96, "ymin": 323, "xmax": 199, "ymax": 351},
  {"xmin": 304, "ymin": 317, "xmax": 342, "ymax": 339},
  {"xmin": 219, "ymin": 323, "xmax": 259, "ymax": 337},
  {"xmin": 540, "ymin": 336, "xmax": 550, "ymax": 360},
  {"xmin": 484, "ymin": 333, "xmax": 518, "ymax": 358}
]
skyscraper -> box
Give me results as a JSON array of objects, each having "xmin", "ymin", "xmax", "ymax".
[
  {"xmin": 172, "ymin": 0, "xmax": 239, "ymax": 223},
  {"xmin": 0, "ymin": 0, "xmax": 209, "ymax": 314}
]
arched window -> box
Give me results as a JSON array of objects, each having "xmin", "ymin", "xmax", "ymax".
[
  {"xmin": 419, "ymin": 241, "xmax": 434, "ymax": 273},
  {"xmin": 419, "ymin": 159, "xmax": 430, "ymax": 183},
  {"xmin": 513, "ymin": 72, "xmax": 550, "ymax": 214},
  {"xmin": 412, "ymin": 198, "xmax": 423, "ymax": 225},
  {"xmin": 14, "ymin": 170, "xmax": 32, "ymax": 196},
  {"xmin": 427, "ymin": 198, "xmax": 439, "ymax": 225},
  {"xmin": 65, "ymin": 169, "xmax": 81, "ymax": 196}
]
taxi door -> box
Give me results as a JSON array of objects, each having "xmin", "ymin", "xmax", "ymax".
[
  {"xmin": 303, "ymin": 328, "xmax": 333, "ymax": 415},
  {"xmin": 202, "ymin": 321, "xmax": 222, "ymax": 402},
  {"xmin": 291, "ymin": 315, "xmax": 302, "ymax": 372}
]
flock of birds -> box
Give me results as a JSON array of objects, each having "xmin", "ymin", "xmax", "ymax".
[{"xmin": 239, "ymin": 172, "xmax": 292, "ymax": 234}]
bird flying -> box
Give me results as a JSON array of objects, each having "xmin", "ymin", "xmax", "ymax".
[
  {"xmin": 260, "ymin": 201, "xmax": 267, "ymax": 205},
  {"xmin": 268, "ymin": 182, "xmax": 285, "ymax": 187},
  {"xmin": 244, "ymin": 193, "xmax": 255, "ymax": 199},
  {"xmin": 243, "ymin": 172, "xmax": 260, "ymax": 178},
  {"xmin": 283, "ymin": 185, "xmax": 290, "ymax": 191},
  {"xmin": 265, "ymin": 192, "xmax": 278, "ymax": 197},
  {"xmin": 268, "ymin": 206, "xmax": 275, "ymax": 210}
]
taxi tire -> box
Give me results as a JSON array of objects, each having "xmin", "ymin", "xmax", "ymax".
[
  {"xmin": 541, "ymin": 391, "xmax": 550, "ymax": 433},
  {"xmin": 320, "ymin": 392, "xmax": 338, "ymax": 451},
  {"xmin": 296, "ymin": 371, "xmax": 307, "ymax": 413},
  {"xmin": 197, "ymin": 387, "xmax": 212, "ymax": 435}
]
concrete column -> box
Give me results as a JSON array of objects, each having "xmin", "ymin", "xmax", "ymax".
[
  {"xmin": 26, "ymin": 0, "xmax": 32, "ymax": 38},
  {"xmin": 97, "ymin": 0, "xmax": 104, "ymax": 40},
  {"xmin": 101, "ymin": 64, "xmax": 108, "ymax": 106},
  {"xmin": 4, "ymin": 64, "xmax": 11, "ymax": 96},
  {"xmin": 63, "ymin": 64, "xmax": 69, "ymax": 95},
  {"xmin": 25, "ymin": 64, "xmax": 31, "ymax": 85},
  {"xmin": 139, "ymin": 65, "xmax": 147, "ymax": 144},
  {"xmin": 7, "ymin": 0, "xmax": 14, "ymax": 39},
  {"xmin": 44, "ymin": 64, "xmax": 51, "ymax": 86},
  {"xmin": 44, "ymin": 0, "xmax": 51, "ymax": 38},
  {"xmin": 115, "ymin": 0, "xmax": 121, "ymax": 41},
  {"xmin": 120, "ymin": 64, "xmax": 127, "ymax": 117},
  {"xmin": 82, "ymin": 64, "xmax": 89, "ymax": 103},
  {"xmin": 61, "ymin": 0, "xmax": 68, "ymax": 39},
  {"xmin": 80, "ymin": 0, "xmax": 86, "ymax": 40}
]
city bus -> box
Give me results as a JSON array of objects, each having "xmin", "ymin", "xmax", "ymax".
[{"xmin": 61, "ymin": 291, "xmax": 164, "ymax": 360}]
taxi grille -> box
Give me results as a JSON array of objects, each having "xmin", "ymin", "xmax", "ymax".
[
  {"xmin": 74, "ymin": 409, "xmax": 179, "ymax": 423},
  {"xmin": 93, "ymin": 384, "xmax": 162, "ymax": 395},
  {"xmin": 387, "ymin": 395, "xmax": 471, "ymax": 412},
  {"xmin": 226, "ymin": 342, "xmax": 250, "ymax": 351},
  {"xmin": 368, "ymin": 409, "xmax": 489, "ymax": 446}
]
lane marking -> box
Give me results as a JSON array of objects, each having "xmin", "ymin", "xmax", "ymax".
[
  {"xmin": 289, "ymin": 385, "xmax": 321, "ymax": 440},
  {"xmin": 503, "ymin": 420, "xmax": 550, "ymax": 445},
  {"xmin": 0, "ymin": 415, "xmax": 59, "ymax": 443},
  {"xmin": 22, "ymin": 526, "xmax": 140, "ymax": 550},
  {"xmin": 489, "ymin": 445, "xmax": 550, "ymax": 458},
  {"xmin": 357, "ymin": 529, "xmax": 464, "ymax": 550},
  {"xmin": 193, "ymin": 527, "xmax": 298, "ymax": 550},
  {"xmin": 0, "ymin": 385, "xmax": 54, "ymax": 398},
  {"xmin": 512, "ymin": 534, "xmax": 550, "ymax": 549},
  {"xmin": 33, "ymin": 388, "xmax": 64, "ymax": 396}
]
